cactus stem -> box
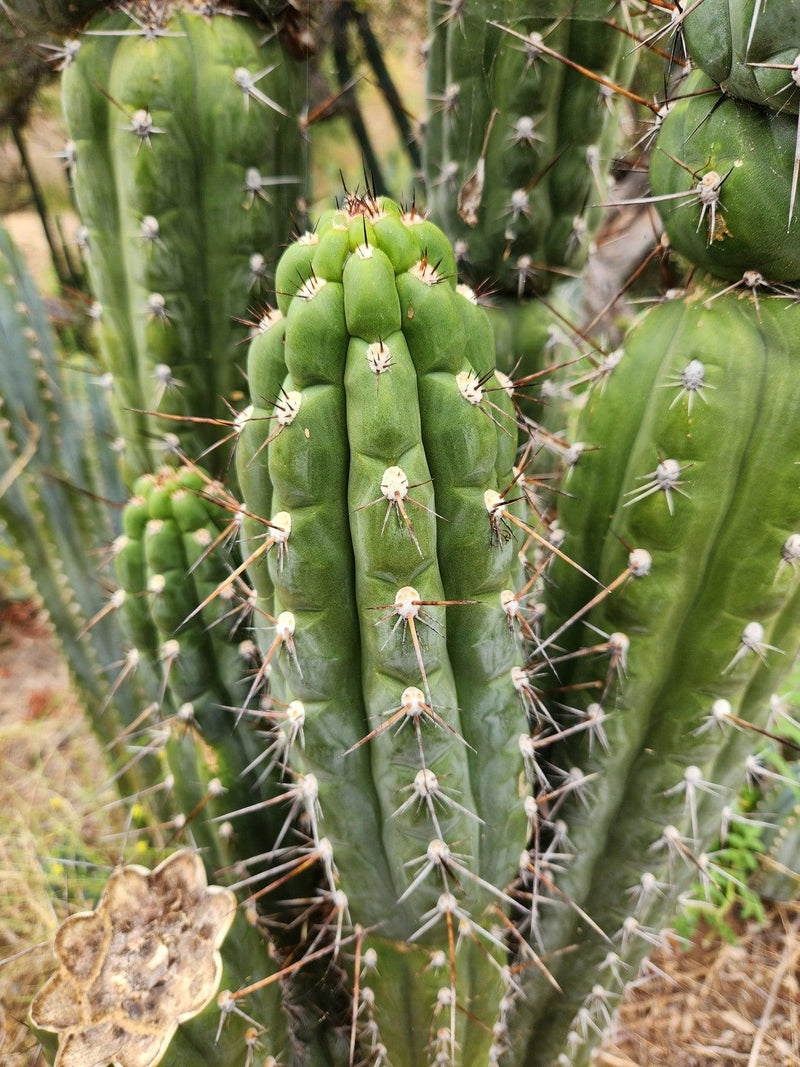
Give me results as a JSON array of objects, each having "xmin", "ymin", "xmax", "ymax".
[
  {"xmin": 392, "ymin": 767, "xmax": 484, "ymax": 826},
  {"xmin": 486, "ymin": 488, "xmax": 600, "ymax": 584},
  {"xmin": 745, "ymin": 55, "xmax": 800, "ymax": 225},
  {"xmin": 373, "ymin": 588, "xmax": 476, "ymax": 707},
  {"xmin": 622, "ymin": 456, "xmax": 692, "ymax": 515},
  {"xmin": 355, "ymin": 466, "xmax": 440, "ymax": 557},
  {"xmin": 488, "ymin": 19, "xmax": 661, "ymax": 115}
]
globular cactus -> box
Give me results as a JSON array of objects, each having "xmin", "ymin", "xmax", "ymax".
[{"xmin": 61, "ymin": 0, "xmax": 306, "ymax": 480}]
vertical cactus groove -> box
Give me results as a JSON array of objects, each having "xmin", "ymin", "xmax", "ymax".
[
  {"xmin": 237, "ymin": 192, "xmax": 528, "ymax": 1065},
  {"xmin": 61, "ymin": 3, "xmax": 305, "ymax": 479}
]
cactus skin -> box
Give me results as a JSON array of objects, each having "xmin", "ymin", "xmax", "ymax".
[
  {"xmin": 61, "ymin": 3, "xmax": 305, "ymax": 480},
  {"xmin": 235, "ymin": 193, "xmax": 528, "ymax": 1066},
  {"xmin": 423, "ymin": 1, "xmax": 634, "ymax": 296},
  {"xmin": 0, "ymin": 224, "xmax": 158, "ymax": 761},
  {"xmin": 650, "ymin": 71, "xmax": 800, "ymax": 281},
  {"xmin": 510, "ymin": 290, "xmax": 800, "ymax": 1065},
  {"xmin": 112, "ymin": 463, "xmax": 287, "ymax": 867},
  {"xmin": 682, "ymin": 0, "xmax": 800, "ymax": 112}
]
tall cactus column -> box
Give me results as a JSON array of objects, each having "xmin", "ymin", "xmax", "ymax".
[
  {"xmin": 236, "ymin": 192, "xmax": 534, "ymax": 1066},
  {"xmin": 61, "ymin": 2, "xmax": 306, "ymax": 480},
  {"xmin": 511, "ymin": 290, "xmax": 800, "ymax": 1066}
]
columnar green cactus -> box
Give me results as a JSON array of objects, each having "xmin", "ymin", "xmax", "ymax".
[
  {"xmin": 235, "ymin": 190, "xmax": 532, "ymax": 1065},
  {"xmin": 0, "ymin": 222, "xmax": 147, "ymax": 754},
  {"xmin": 61, "ymin": 1, "xmax": 306, "ymax": 479},
  {"xmin": 111, "ymin": 462, "xmax": 292, "ymax": 865},
  {"xmin": 423, "ymin": 0, "xmax": 635, "ymax": 297},
  {"xmin": 512, "ymin": 290, "xmax": 800, "ymax": 1065},
  {"xmin": 21, "ymin": 3, "xmax": 800, "ymax": 1066}
]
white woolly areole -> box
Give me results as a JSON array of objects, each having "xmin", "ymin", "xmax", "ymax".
[
  {"xmin": 782, "ymin": 534, "xmax": 800, "ymax": 563},
  {"xmin": 366, "ymin": 340, "xmax": 392, "ymax": 375},
  {"xmin": 495, "ymin": 369, "xmax": 514, "ymax": 399},
  {"xmin": 270, "ymin": 511, "xmax": 292, "ymax": 542},
  {"xmin": 402, "ymin": 686, "xmax": 427, "ymax": 715},
  {"xmin": 697, "ymin": 170, "xmax": 722, "ymax": 203},
  {"xmin": 485, "ymin": 488, "xmax": 505, "ymax": 516},
  {"xmin": 742, "ymin": 621, "xmax": 765, "ymax": 645},
  {"xmin": 629, "ymin": 548, "xmax": 652, "ymax": 576},
  {"xmin": 381, "ymin": 466, "xmax": 409, "ymax": 500},
  {"xmin": 277, "ymin": 390, "xmax": 302, "ymax": 426},
  {"xmin": 394, "ymin": 587, "xmax": 420, "ymax": 619}
]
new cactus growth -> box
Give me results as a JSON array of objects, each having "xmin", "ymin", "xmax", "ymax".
[{"xmin": 61, "ymin": 1, "xmax": 305, "ymax": 479}]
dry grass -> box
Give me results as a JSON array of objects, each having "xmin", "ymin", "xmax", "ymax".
[
  {"xmin": 598, "ymin": 907, "xmax": 800, "ymax": 1066},
  {"xmin": 0, "ymin": 601, "xmax": 123, "ymax": 1067}
]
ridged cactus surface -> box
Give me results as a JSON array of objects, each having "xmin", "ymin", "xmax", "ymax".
[
  {"xmin": 237, "ymin": 191, "xmax": 530, "ymax": 1066},
  {"xmin": 513, "ymin": 290, "xmax": 800, "ymax": 1064},
  {"xmin": 423, "ymin": 0, "xmax": 634, "ymax": 296},
  {"xmin": 683, "ymin": 0, "xmax": 800, "ymax": 110},
  {"xmin": 650, "ymin": 70, "xmax": 800, "ymax": 279},
  {"xmin": 61, "ymin": 1, "xmax": 305, "ymax": 479}
]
